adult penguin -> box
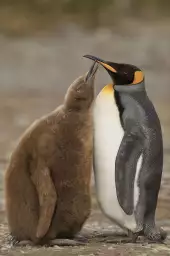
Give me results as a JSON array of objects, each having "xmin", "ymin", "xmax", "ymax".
[{"xmin": 83, "ymin": 55, "xmax": 166, "ymax": 242}]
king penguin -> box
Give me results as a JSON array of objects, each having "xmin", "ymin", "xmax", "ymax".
[
  {"xmin": 4, "ymin": 62, "xmax": 98, "ymax": 246},
  {"xmin": 84, "ymin": 55, "xmax": 166, "ymax": 242}
]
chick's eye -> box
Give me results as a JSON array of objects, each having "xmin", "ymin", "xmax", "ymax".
[
  {"xmin": 76, "ymin": 87, "xmax": 82, "ymax": 93},
  {"xmin": 76, "ymin": 82, "xmax": 84, "ymax": 93}
]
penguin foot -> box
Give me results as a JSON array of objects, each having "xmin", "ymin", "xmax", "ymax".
[
  {"xmin": 8, "ymin": 235, "xmax": 34, "ymax": 247},
  {"xmin": 128, "ymin": 230, "xmax": 139, "ymax": 243},
  {"xmin": 144, "ymin": 226, "xmax": 167, "ymax": 242},
  {"xmin": 48, "ymin": 238, "xmax": 87, "ymax": 246},
  {"xmin": 127, "ymin": 227, "xmax": 144, "ymax": 243},
  {"xmin": 14, "ymin": 240, "xmax": 34, "ymax": 246}
]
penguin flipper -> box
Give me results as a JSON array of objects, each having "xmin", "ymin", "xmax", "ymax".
[
  {"xmin": 115, "ymin": 130, "xmax": 142, "ymax": 215},
  {"xmin": 32, "ymin": 167, "xmax": 57, "ymax": 239}
]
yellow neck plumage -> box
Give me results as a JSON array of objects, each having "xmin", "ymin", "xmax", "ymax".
[{"xmin": 99, "ymin": 83, "xmax": 114, "ymax": 97}]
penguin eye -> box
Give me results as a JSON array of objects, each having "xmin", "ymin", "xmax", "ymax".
[
  {"xmin": 76, "ymin": 82, "xmax": 84, "ymax": 93},
  {"xmin": 76, "ymin": 87, "xmax": 82, "ymax": 93}
]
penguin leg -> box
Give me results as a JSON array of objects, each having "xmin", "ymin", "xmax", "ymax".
[
  {"xmin": 142, "ymin": 158, "xmax": 167, "ymax": 242},
  {"xmin": 143, "ymin": 188, "xmax": 167, "ymax": 242},
  {"xmin": 128, "ymin": 230, "xmax": 140, "ymax": 243},
  {"xmin": 144, "ymin": 209, "xmax": 167, "ymax": 241},
  {"xmin": 31, "ymin": 164, "xmax": 57, "ymax": 239}
]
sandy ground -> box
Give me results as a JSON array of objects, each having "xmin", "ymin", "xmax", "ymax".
[{"xmin": 0, "ymin": 92, "xmax": 170, "ymax": 255}]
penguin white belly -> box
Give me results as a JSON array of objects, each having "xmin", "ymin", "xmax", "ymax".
[{"xmin": 93, "ymin": 89, "xmax": 142, "ymax": 232}]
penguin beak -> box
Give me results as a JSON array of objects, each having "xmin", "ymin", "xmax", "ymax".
[
  {"xmin": 83, "ymin": 55, "xmax": 117, "ymax": 74},
  {"xmin": 85, "ymin": 61, "xmax": 98, "ymax": 83}
]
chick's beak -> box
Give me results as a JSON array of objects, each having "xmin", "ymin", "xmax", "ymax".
[
  {"xmin": 85, "ymin": 61, "xmax": 98, "ymax": 83},
  {"xmin": 83, "ymin": 55, "xmax": 117, "ymax": 74}
]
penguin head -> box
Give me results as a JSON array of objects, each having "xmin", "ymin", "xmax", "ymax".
[
  {"xmin": 65, "ymin": 61, "xmax": 98, "ymax": 110},
  {"xmin": 83, "ymin": 55, "xmax": 144, "ymax": 86}
]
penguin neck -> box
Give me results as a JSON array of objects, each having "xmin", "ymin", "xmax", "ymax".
[
  {"xmin": 114, "ymin": 81, "xmax": 147, "ymax": 110},
  {"xmin": 114, "ymin": 81, "xmax": 145, "ymax": 93}
]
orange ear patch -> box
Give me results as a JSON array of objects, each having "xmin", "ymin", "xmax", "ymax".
[
  {"xmin": 101, "ymin": 83, "xmax": 114, "ymax": 95},
  {"xmin": 132, "ymin": 71, "xmax": 144, "ymax": 84}
]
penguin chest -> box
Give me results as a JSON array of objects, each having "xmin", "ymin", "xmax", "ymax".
[
  {"xmin": 93, "ymin": 93, "xmax": 138, "ymax": 231},
  {"xmin": 93, "ymin": 93, "xmax": 124, "ymax": 201},
  {"xmin": 93, "ymin": 94, "xmax": 124, "ymax": 177}
]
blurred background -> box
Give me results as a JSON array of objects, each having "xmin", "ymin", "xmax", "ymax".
[{"xmin": 0, "ymin": 0, "xmax": 170, "ymax": 240}]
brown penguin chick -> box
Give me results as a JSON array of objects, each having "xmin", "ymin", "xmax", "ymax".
[{"xmin": 5, "ymin": 62, "xmax": 98, "ymax": 246}]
